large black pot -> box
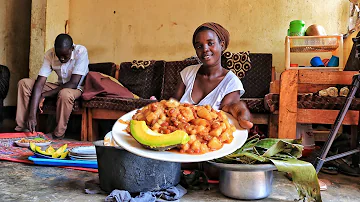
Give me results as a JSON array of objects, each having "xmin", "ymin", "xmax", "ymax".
[{"xmin": 94, "ymin": 140, "xmax": 181, "ymax": 193}]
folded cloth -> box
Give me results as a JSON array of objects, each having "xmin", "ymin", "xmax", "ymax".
[
  {"xmin": 104, "ymin": 185, "xmax": 187, "ymax": 202},
  {"xmin": 82, "ymin": 71, "xmax": 135, "ymax": 100}
]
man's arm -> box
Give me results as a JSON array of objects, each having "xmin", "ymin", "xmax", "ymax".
[
  {"xmin": 27, "ymin": 76, "xmax": 47, "ymax": 132},
  {"xmin": 41, "ymin": 74, "xmax": 82, "ymax": 98}
]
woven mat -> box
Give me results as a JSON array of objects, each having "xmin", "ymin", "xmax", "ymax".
[{"xmin": 0, "ymin": 132, "xmax": 98, "ymax": 172}]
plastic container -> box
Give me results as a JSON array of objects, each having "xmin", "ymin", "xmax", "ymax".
[
  {"xmin": 296, "ymin": 124, "xmax": 315, "ymax": 157},
  {"xmin": 28, "ymin": 155, "xmax": 98, "ymax": 168},
  {"xmin": 93, "ymin": 140, "xmax": 181, "ymax": 193},
  {"xmin": 288, "ymin": 20, "xmax": 306, "ymax": 36}
]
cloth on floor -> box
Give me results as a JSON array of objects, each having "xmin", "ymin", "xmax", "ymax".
[
  {"xmin": 82, "ymin": 71, "xmax": 136, "ymax": 100},
  {"xmin": 104, "ymin": 184, "xmax": 187, "ymax": 202}
]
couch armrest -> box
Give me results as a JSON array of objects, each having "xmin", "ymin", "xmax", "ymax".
[{"xmin": 0, "ymin": 65, "xmax": 10, "ymax": 99}]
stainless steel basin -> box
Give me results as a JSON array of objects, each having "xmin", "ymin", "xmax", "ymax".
[{"xmin": 208, "ymin": 161, "xmax": 276, "ymax": 200}]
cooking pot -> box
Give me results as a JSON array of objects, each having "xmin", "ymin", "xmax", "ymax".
[
  {"xmin": 208, "ymin": 161, "xmax": 276, "ymax": 200},
  {"xmin": 94, "ymin": 140, "xmax": 181, "ymax": 193}
]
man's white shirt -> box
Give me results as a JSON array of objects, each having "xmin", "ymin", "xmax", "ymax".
[{"xmin": 38, "ymin": 44, "xmax": 89, "ymax": 91}]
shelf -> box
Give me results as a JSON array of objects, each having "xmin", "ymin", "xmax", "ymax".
[
  {"xmin": 287, "ymin": 66, "xmax": 342, "ymax": 71},
  {"xmin": 290, "ymin": 45, "xmax": 338, "ymax": 52},
  {"xmin": 285, "ymin": 35, "xmax": 343, "ymax": 70}
]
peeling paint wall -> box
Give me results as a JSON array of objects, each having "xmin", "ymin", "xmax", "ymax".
[
  {"xmin": 29, "ymin": 0, "xmax": 46, "ymax": 81},
  {"xmin": 64, "ymin": 0, "xmax": 349, "ymax": 74},
  {"xmin": 29, "ymin": 0, "xmax": 70, "ymax": 83},
  {"xmin": 0, "ymin": 0, "xmax": 31, "ymax": 106}
]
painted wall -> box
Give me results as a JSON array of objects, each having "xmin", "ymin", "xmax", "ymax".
[
  {"xmin": 64, "ymin": 0, "xmax": 349, "ymax": 74},
  {"xmin": 29, "ymin": 0, "xmax": 70, "ymax": 83},
  {"xmin": 0, "ymin": 0, "xmax": 31, "ymax": 106}
]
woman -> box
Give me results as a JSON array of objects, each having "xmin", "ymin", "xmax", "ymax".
[{"xmin": 173, "ymin": 22, "xmax": 253, "ymax": 129}]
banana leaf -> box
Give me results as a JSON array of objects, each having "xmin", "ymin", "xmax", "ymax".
[
  {"xmin": 270, "ymin": 159, "xmax": 321, "ymax": 202},
  {"xmin": 214, "ymin": 136, "xmax": 322, "ymax": 201}
]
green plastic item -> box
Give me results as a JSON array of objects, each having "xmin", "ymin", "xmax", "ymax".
[{"xmin": 288, "ymin": 20, "xmax": 305, "ymax": 36}]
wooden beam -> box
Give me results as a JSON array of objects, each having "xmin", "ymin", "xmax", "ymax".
[
  {"xmin": 278, "ymin": 70, "xmax": 298, "ymax": 139},
  {"xmin": 92, "ymin": 109, "xmax": 126, "ymax": 120},
  {"xmin": 269, "ymin": 81, "xmax": 280, "ymax": 94},
  {"xmin": 298, "ymin": 70, "xmax": 357, "ymax": 85},
  {"xmin": 81, "ymin": 108, "xmax": 87, "ymax": 141},
  {"xmin": 298, "ymin": 84, "xmax": 333, "ymax": 94},
  {"xmin": 251, "ymin": 114, "xmax": 269, "ymax": 125},
  {"xmin": 297, "ymin": 109, "xmax": 359, "ymax": 125},
  {"xmin": 268, "ymin": 114, "xmax": 278, "ymax": 138}
]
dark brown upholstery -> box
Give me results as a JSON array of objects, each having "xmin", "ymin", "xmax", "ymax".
[
  {"xmin": 88, "ymin": 62, "xmax": 118, "ymax": 77},
  {"xmin": 241, "ymin": 54, "xmax": 272, "ymax": 98},
  {"xmin": 161, "ymin": 59, "xmax": 200, "ymax": 100},
  {"xmin": 82, "ymin": 97, "xmax": 156, "ymax": 111},
  {"xmin": 264, "ymin": 93, "xmax": 360, "ymax": 113},
  {"xmin": 118, "ymin": 60, "xmax": 166, "ymax": 100},
  {"xmin": 0, "ymin": 65, "xmax": 10, "ymax": 122}
]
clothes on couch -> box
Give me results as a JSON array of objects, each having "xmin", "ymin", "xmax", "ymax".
[{"xmin": 82, "ymin": 72, "xmax": 138, "ymax": 100}]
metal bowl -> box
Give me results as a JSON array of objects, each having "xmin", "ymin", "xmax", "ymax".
[{"xmin": 208, "ymin": 161, "xmax": 276, "ymax": 200}]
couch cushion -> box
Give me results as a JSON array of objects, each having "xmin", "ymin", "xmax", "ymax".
[
  {"xmin": 119, "ymin": 60, "xmax": 165, "ymax": 100},
  {"xmin": 241, "ymin": 54, "xmax": 272, "ymax": 98},
  {"xmin": 161, "ymin": 59, "xmax": 200, "ymax": 100},
  {"xmin": 88, "ymin": 62, "xmax": 117, "ymax": 77},
  {"xmin": 0, "ymin": 65, "xmax": 10, "ymax": 99},
  {"xmin": 222, "ymin": 51, "xmax": 251, "ymax": 79},
  {"xmin": 82, "ymin": 97, "xmax": 156, "ymax": 112}
]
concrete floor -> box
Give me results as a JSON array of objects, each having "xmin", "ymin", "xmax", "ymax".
[{"xmin": 0, "ymin": 160, "xmax": 359, "ymax": 202}]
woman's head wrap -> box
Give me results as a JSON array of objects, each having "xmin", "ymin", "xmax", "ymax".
[{"xmin": 192, "ymin": 22, "xmax": 230, "ymax": 51}]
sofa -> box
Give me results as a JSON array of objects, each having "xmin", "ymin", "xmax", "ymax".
[
  {"xmin": 0, "ymin": 65, "xmax": 10, "ymax": 124},
  {"xmin": 82, "ymin": 53, "xmax": 274, "ymax": 141}
]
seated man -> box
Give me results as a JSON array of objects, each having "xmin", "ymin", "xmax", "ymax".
[{"xmin": 15, "ymin": 33, "xmax": 89, "ymax": 139}]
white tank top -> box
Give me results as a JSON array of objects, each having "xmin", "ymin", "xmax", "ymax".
[{"xmin": 179, "ymin": 64, "xmax": 245, "ymax": 110}]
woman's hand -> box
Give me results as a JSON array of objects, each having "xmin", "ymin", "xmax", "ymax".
[
  {"xmin": 39, "ymin": 96, "xmax": 45, "ymax": 114},
  {"xmin": 222, "ymin": 101, "xmax": 253, "ymax": 129}
]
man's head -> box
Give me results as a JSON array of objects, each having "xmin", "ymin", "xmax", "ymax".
[{"xmin": 54, "ymin": 34, "xmax": 74, "ymax": 63}]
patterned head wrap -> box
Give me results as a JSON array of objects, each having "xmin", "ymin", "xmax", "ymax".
[{"xmin": 192, "ymin": 22, "xmax": 230, "ymax": 51}]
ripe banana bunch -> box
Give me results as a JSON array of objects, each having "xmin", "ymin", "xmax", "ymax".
[{"xmin": 30, "ymin": 143, "xmax": 69, "ymax": 159}]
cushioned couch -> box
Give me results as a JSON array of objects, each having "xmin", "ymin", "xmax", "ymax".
[
  {"xmin": 0, "ymin": 65, "xmax": 10, "ymax": 124},
  {"xmin": 83, "ymin": 53, "xmax": 274, "ymax": 141}
]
